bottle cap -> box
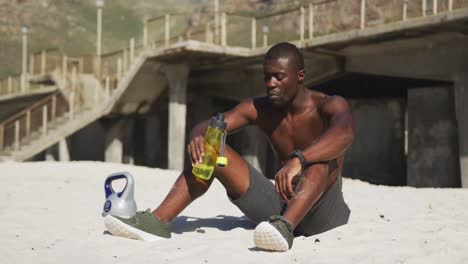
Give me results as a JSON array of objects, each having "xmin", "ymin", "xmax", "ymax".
[
  {"xmin": 216, "ymin": 156, "xmax": 228, "ymax": 167},
  {"xmin": 210, "ymin": 113, "xmax": 227, "ymax": 131}
]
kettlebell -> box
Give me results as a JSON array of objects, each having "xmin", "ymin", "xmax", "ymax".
[{"xmin": 102, "ymin": 172, "xmax": 137, "ymax": 218}]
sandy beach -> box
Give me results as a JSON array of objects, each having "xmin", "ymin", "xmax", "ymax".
[{"xmin": 1, "ymin": 161, "xmax": 467, "ymax": 263}]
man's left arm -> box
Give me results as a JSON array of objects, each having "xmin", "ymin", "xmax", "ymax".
[
  {"xmin": 302, "ymin": 95, "xmax": 354, "ymax": 164},
  {"xmin": 275, "ymin": 95, "xmax": 354, "ymax": 201}
]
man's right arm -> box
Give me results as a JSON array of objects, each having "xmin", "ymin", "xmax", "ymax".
[{"xmin": 187, "ymin": 98, "xmax": 258, "ymax": 165}]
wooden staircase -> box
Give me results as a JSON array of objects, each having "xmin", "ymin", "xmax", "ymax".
[{"xmin": 0, "ymin": 49, "xmax": 148, "ymax": 161}]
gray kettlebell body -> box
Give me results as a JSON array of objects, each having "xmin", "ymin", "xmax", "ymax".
[{"xmin": 102, "ymin": 172, "xmax": 137, "ymax": 218}]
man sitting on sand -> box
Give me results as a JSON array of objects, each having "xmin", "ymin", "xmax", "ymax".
[{"xmin": 104, "ymin": 42, "xmax": 353, "ymax": 251}]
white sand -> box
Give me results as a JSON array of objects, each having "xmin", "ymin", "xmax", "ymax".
[{"xmin": 1, "ymin": 161, "xmax": 467, "ymax": 264}]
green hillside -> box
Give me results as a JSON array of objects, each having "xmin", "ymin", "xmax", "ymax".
[
  {"xmin": 0, "ymin": 0, "xmax": 204, "ymax": 78},
  {"xmin": 0, "ymin": 0, "xmax": 377, "ymax": 79}
]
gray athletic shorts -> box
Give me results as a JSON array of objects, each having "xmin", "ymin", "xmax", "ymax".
[{"xmin": 230, "ymin": 164, "xmax": 351, "ymax": 236}]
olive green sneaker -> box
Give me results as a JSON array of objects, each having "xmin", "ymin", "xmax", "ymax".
[
  {"xmin": 254, "ymin": 215, "xmax": 294, "ymax": 251},
  {"xmin": 104, "ymin": 209, "xmax": 171, "ymax": 241}
]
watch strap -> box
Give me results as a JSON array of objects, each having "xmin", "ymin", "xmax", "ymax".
[{"xmin": 287, "ymin": 149, "xmax": 307, "ymax": 170}]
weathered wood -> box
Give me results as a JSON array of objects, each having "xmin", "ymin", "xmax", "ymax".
[
  {"xmin": 403, "ymin": 0, "xmax": 408, "ymax": 21},
  {"xmin": 71, "ymin": 66, "xmax": 77, "ymax": 91},
  {"xmin": 94, "ymin": 81, "xmax": 99, "ymax": 106},
  {"xmin": 0, "ymin": 124, "xmax": 4, "ymax": 151},
  {"xmin": 300, "ymin": 6, "xmax": 305, "ymax": 41},
  {"xmin": 262, "ymin": 26, "xmax": 268, "ymax": 48},
  {"xmin": 251, "ymin": 18, "xmax": 256, "ymax": 49},
  {"xmin": 79, "ymin": 58, "xmax": 84, "ymax": 74},
  {"xmin": 123, "ymin": 49, "xmax": 128, "ymax": 73},
  {"xmin": 105, "ymin": 76, "xmax": 110, "ymax": 101},
  {"xmin": 62, "ymin": 55, "xmax": 68, "ymax": 82},
  {"xmin": 165, "ymin": 14, "xmax": 170, "ymax": 48},
  {"xmin": 422, "ymin": 0, "xmax": 427, "ymax": 16},
  {"xmin": 0, "ymin": 92, "xmax": 58, "ymax": 126},
  {"xmin": 8, "ymin": 76, "xmax": 12, "ymax": 94},
  {"xmin": 41, "ymin": 50, "xmax": 46, "ymax": 75},
  {"xmin": 130, "ymin": 38, "xmax": 135, "ymax": 63},
  {"xmin": 42, "ymin": 105, "xmax": 48, "ymax": 136},
  {"xmin": 205, "ymin": 23, "xmax": 213, "ymax": 43},
  {"xmin": 143, "ymin": 20, "xmax": 149, "ymax": 47},
  {"xmin": 51, "ymin": 95, "xmax": 57, "ymax": 122},
  {"xmin": 221, "ymin": 12, "xmax": 227, "ymax": 46},
  {"xmin": 309, "ymin": 3, "xmax": 314, "ymax": 39},
  {"xmin": 30, "ymin": 55, "xmax": 35, "ymax": 75},
  {"xmin": 214, "ymin": 0, "xmax": 219, "ymax": 44},
  {"xmin": 360, "ymin": 0, "xmax": 366, "ymax": 29},
  {"xmin": 14, "ymin": 120, "xmax": 20, "ymax": 150},
  {"xmin": 26, "ymin": 110, "xmax": 31, "ymax": 140},
  {"xmin": 69, "ymin": 92, "xmax": 75, "ymax": 121}
]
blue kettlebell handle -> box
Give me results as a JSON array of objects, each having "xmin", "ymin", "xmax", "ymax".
[{"xmin": 104, "ymin": 174, "xmax": 128, "ymax": 198}]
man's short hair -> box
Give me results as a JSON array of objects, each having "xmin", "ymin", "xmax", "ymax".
[{"xmin": 264, "ymin": 42, "xmax": 305, "ymax": 72}]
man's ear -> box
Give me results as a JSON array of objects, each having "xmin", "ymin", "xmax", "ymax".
[{"xmin": 297, "ymin": 69, "xmax": 305, "ymax": 83}]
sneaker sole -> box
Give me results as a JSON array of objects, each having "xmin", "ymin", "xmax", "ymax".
[
  {"xmin": 104, "ymin": 215, "xmax": 167, "ymax": 242},
  {"xmin": 254, "ymin": 221, "xmax": 289, "ymax": 251}
]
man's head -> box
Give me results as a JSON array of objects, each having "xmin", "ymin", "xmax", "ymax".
[{"xmin": 263, "ymin": 42, "xmax": 305, "ymax": 106}]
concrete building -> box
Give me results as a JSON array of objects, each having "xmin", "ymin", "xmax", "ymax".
[{"xmin": 1, "ymin": 2, "xmax": 468, "ymax": 188}]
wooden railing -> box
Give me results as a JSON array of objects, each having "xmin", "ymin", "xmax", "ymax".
[{"xmin": 0, "ymin": 91, "xmax": 68, "ymax": 152}]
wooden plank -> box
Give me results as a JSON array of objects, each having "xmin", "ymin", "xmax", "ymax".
[
  {"xmin": 14, "ymin": 121, "xmax": 20, "ymax": 150},
  {"xmin": 42, "ymin": 105, "xmax": 48, "ymax": 136},
  {"xmin": 251, "ymin": 18, "xmax": 256, "ymax": 49},
  {"xmin": 26, "ymin": 110, "xmax": 31, "ymax": 140},
  {"xmin": 0, "ymin": 124, "xmax": 4, "ymax": 151}
]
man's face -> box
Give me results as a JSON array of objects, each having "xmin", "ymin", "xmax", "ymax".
[{"xmin": 263, "ymin": 57, "xmax": 302, "ymax": 106}]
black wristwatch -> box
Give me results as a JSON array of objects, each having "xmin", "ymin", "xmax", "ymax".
[{"xmin": 287, "ymin": 149, "xmax": 308, "ymax": 170}]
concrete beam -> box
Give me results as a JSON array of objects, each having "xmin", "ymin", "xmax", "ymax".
[
  {"xmin": 165, "ymin": 64, "xmax": 190, "ymax": 170},
  {"xmin": 346, "ymin": 39, "xmax": 468, "ymax": 81}
]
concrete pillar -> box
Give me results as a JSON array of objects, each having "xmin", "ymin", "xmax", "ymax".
[
  {"xmin": 59, "ymin": 138, "xmax": 70, "ymax": 162},
  {"xmin": 122, "ymin": 118, "xmax": 135, "ymax": 165},
  {"xmin": 164, "ymin": 64, "xmax": 189, "ymax": 170},
  {"xmin": 45, "ymin": 144, "xmax": 57, "ymax": 161},
  {"xmin": 105, "ymin": 120, "xmax": 125, "ymax": 163},
  {"xmin": 407, "ymin": 87, "xmax": 460, "ymax": 187},
  {"xmin": 454, "ymin": 74, "xmax": 468, "ymax": 187},
  {"xmin": 344, "ymin": 99, "xmax": 406, "ymax": 186}
]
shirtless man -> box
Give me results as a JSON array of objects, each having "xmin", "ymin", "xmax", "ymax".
[{"xmin": 104, "ymin": 42, "xmax": 354, "ymax": 251}]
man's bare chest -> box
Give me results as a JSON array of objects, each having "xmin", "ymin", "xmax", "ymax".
[{"xmin": 257, "ymin": 109, "xmax": 328, "ymax": 160}]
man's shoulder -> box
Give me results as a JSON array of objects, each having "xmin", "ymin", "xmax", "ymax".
[{"xmin": 313, "ymin": 92, "xmax": 350, "ymax": 114}]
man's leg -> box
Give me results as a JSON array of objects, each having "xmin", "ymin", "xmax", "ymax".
[
  {"xmin": 254, "ymin": 162, "xmax": 336, "ymax": 251},
  {"xmin": 153, "ymin": 144, "xmax": 251, "ymax": 223},
  {"xmin": 282, "ymin": 162, "xmax": 331, "ymax": 229},
  {"xmin": 105, "ymin": 144, "xmax": 252, "ymax": 241}
]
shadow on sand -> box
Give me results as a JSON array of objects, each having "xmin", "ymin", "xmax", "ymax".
[{"xmin": 171, "ymin": 215, "xmax": 256, "ymax": 234}]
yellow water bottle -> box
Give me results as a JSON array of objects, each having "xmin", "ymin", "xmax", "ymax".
[{"xmin": 192, "ymin": 113, "xmax": 228, "ymax": 181}]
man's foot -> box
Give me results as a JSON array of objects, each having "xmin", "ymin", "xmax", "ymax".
[
  {"xmin": 254, "ymin": 215, "xmax": 294, "ymax": 251},
  {"xmin": 104, "ymin": 209, "xmax": 171, "ymax": 241}
]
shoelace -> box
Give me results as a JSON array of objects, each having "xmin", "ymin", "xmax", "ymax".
[
  {"xmin": 135, "ymin": 209, "xmax": 152, "ymax": 216},
  {"xmin": 269, "ymin": 215, "xmax": 293, "ymax": 233}
]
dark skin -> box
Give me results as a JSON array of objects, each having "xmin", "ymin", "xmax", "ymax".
[{"xmin": 153, "ymin": 57, "xmax": 354, "ymax": 230}]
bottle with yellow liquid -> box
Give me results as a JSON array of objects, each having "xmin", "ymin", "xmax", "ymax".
[{"xmin": 192, "ymin": 113, "xmax": 228, "ymax": 181}]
